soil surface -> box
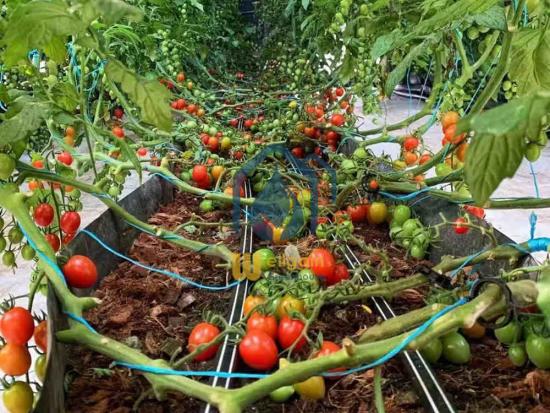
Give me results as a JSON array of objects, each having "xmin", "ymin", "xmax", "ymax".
[{"xmin": 65, "ymin": 194, "xmax": 550, "ymax": 413}]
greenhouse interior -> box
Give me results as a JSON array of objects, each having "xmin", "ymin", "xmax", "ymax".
[{"xmin": 0, "ymin": 0, "xmax": 549, "ymax": 412}]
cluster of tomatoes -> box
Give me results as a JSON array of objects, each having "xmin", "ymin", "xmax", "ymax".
[
  {"xmin": 199, "ymin": 129, "xmax": 232, "ymax": 154},
  {"xmin": 0, "ymin": 307, "xmax": 48, "ymax": 413},
  {"xmin": 170, "ymin": 98, "xmax": 205, "ymax": 118},
  {"xmin": 395, "ymin": 135, "xmax": 432, "ymax": 172},
  {"xmin": 33, "ymin": 201, "xmax": 81, "ymax": 252}
]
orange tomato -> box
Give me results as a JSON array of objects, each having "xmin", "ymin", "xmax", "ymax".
[
  {"xmin": 457, "ymin": 143, "xmax": 468, "ymax": 162},
  {"xmin": 0, "ymin": 344, "xmax": 31, "ymax": 376},
  {"xmin": 65, "ymin": 126, "xmax": 76, "ymax": 138},
  {"xmin": 211, "ymin": 165, "xmax": 225, "ymax": 181},
  {"xmin": 64, "ymin": 135, "xmax": 75, "ymax": 146},
  {"xmin": 404, "ymin": 151, "xmax": 418, "ymax": 166},
  {"xmin": 419, "ymin": 153, "xmax": 432, "ymax": 165},
  {"xmin": 441, "ymin": 111, "xmax": 460, "ymax": 131},
  {"xmin": 461, "ymin": 322, "xmax": 486, "ymax": 339},
  {"xmin": 243, "ymin": 295, "xmax": 266, "ymax": 316}
]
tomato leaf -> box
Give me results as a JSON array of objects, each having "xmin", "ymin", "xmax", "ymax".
[
  {"xmin": 472, "ymin": 5, "xmax": 506, "ymax": 30},
  {"xmin": 105, "ymin": 59, "xmax": 172, "ymax": 131},
  {"xmin": 385, "ymin": 40, "xmax": 430, "ymax": 97},
  {"xmin": 116, "ymin": 138, "xmax": 142, "ymax": 182},
  {"xmin": 339, "ymin": 51, "xmax": 355, "ymax": 84},
  {"xmin": 509, "ymin": 26, "xmax": 550, "ymax": 96},
  {"xmin": 1, "ymin": 0, "xmax": 87, "ymax": 67},
  {"xmin": 302, "ymin": 0, "xmax": 310, "ymax": 11},
  {"xmin": 458, "ymin": 91, "xmax": 550, "ymax": 203},
  {"xmin": 50, "ymin": 82, "xmax": 80, "ymax": 112},
  {"xmin": 80, "ymin": 0, "xmax": 143, "ymax": 25},
  {"xmin": 0, "ymin": 96, "xmax": 46, "ymax": 144}
]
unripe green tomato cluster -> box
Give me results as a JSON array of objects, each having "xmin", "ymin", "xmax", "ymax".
[{"xmin": 389, "ymin": 205, "xmax": 431, "ymax": 259}]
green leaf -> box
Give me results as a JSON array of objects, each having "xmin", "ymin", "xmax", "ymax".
[
  {"xmin": 459, "ymin": 92, "xmax": 550, "ymax": 203},
  {"xmin": 116, "ymin": 138, "xmax": 142, "ymax": 181},
  {"xmin": 302, "ymin": 0, "xmax": 310, "ymax": 10},
  {"xmin": 509, "ymin": 26, "xmax": 550, "ymax": 96},
  {"xmin": 105, "ymin": 60, "xmax": 172, "ymax": 131},
  {"xmin": 473, "ymin": 5, "xmax": 506, "ymax": 30},
  {"xmin": 339, "ymin": 51, "xmax": 355, "ymax": 84},
  {"xmin": 43, "ymin": 37, "xmax": 67, "ymax": 63},
  {"xmin": 371, "ymin": 30, "xmax": 402, "ymax": 60},
  {"xmin": 188, "ymin": 0, "xmax": 204, "ymax": 12},
  {"xmin": 0, "ymin": 97, "xmax": 46, "ymax": 144},
  {"xmin": 384, "ymin": 41, "xmax": 428, "ymax": 97},
  {"xmin": 50, "ymin": 82, "xmax": 79, "ymax": 112},
  {"xmin": 537, "ymin": 268, "xmax": 550, "ymax": 328},
  {"xmin": 1, "ymin": 0, "xmax": 87, "ymax": 67},
  {"xmin": 81, "ymin": 0, "xmax": 143, "ymax": 25}
]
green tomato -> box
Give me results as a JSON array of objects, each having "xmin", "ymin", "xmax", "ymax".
[
  {"xmin": 2, "ymin": 251, "xmax": 15, "ymax": 267},
  {"xmin": 199, "ymin": 200, "xmax": 214, "ymax": 212},
  {"xmin": 526, "ymin": 335, "xmax": 550, "ymax": 369},
  {"xmin": 180, "ymin": 171, "xmax": 191, "ymax": 182},
  {"xmin": 108, "ymin": 187, "xmax": 120, "ymax": 197},
  {"xmin": 21, "ymin": 244, "xmax": 36, "ymax": 261},
  {"xmin": 466, "ymin": 26, "xmax": 480, "ymax": 40},
  {"xmin": 392, "ymin": 205, "xmax": 411, "ymax": 226},
  {"xmin": 421, "ymin": 338, "xmax": 443, "ymax": 363},
  {"xmin": 316, "ymin": 223, "xmax": 329, "ymax": 239},
  {"xmin": 401, "ymin": 218, "xmax": 421, "ymax": 237},
  {"xmin": 0, "ymin": 154, "xmax": 16, "ymax": 180},
  {"xmin": 297, "ymin": 190, "xmax": 311, "ymax": 207},
  {"xmin": 435, "ymin": 163, "xmax": 453, "ymax": 177},
  {"xmin": 352, "ymin": 147, "xmax": 368, "ymax": 160},
  {"xmin": 8, "ymin": 227, "xmax": 24, "ymax": 244},
  {"xmin": 441, "ymin": 332, "xmax": 471, "ymax": 364},
  {"xmin": 494, "ymin": 319, "xmax": 522, "ymax": 345},
  {"xmin": 2, "ymin": 381, "xmax": 33, "ymax": 413},
  {"xmin": 270, "ymin": 385, "xmax": 295, "ymax": 402},
  {"xmin": 0, "ymin": 237, "xmax": 6, "ymax": 252},
  {"xmin": 508, "ymin": 343, "xmax": 527, "ymax": 367},
  {"xmin": 35, "ymin": 355, "xmax": 47, "ymax": 382},
  {"xmin": 502, "ymin": 80, "xmax": 512, "ymax": 92},
  {"xmin": 253, "ymin": 248, "xmax": 276, "ymax": 272},
  {"xmin": 389, "ymin": 225, "xmax": 402, "ymax": 239},
  {"xmin": 341, "ymin": 159, "xmax": 357, "ymax": 175},
  {"xmin": 410, "ymin": 244, "xmax": 426, "ymax": 259},
  {"xmin": 525, "ymin": 143, "xmax": 542, "ymax": 162}
]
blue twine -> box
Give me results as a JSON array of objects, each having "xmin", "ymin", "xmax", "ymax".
[
  {"xmin": 65, "ymin": 312, "xmax": 99, "ymax": 334},
  {"xmin": 79, "ymin": 229, "xmax": 240, "ymax": 291},
  {"xmin": 528, "ymin": 162, "xmax": 540, "ymax": 240},
  {"xmin": 17, "ymin": 225, "xmax": 67, "ymax": 286},
  {"xmin": 530, "ymin": 212, "xmax": 538, "ymax": 240},
  {"xmin": 112, "ymin": 363, "xmax": 269, "ymax": 379},
  {"xmin": 379, "ymin": 187, "xmax": 432, "ymax": 201},
  {"xmin": 449, "ymin": 250, "xmax": 487, "ymax": 278},
  {"xmin": 526, "ymin": 238, "xmax": 550, "ymax": 253}
]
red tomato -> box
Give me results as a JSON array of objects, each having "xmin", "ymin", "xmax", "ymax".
[
  {"xmin": 0, "ymin": 308, "xmax": 34, "ymax": 345},
  {"xmin": 34, "ymin": 320, "xmax": 47, "ymax": 352},
  {"xmin": 62, "ymin": 255, "xmax": 98, "ymax": 288},
  {"xmin": 369, "ymin": 179, "xmax": 379, "ymax": 191},
  {"xmin": 171, "ymin": 101, "xmax": 178, "ymax": 109},
  {"xmin": 291, "ymin": 147, "xmax": 305, "ymax": 158},
  {"xmin": 304, "ymin": 127, "xmax": 316, "ymax": 139},
  {"xmin": 464, "ymin": 205, "xmax": 485, "ymax": 219},
  {"xmin": 176, "ymin": 98, "xmax": 186, "ymax": 110},
  {"xmin": 60, "ymin": 211, "xmax": 81, "ymax": 234},
  {"xmin": 331, "ymin": 263, "xmax": 350, "ymax": 285},
  {"xmin": 229, "ymin": 118, "xmax": 239, "ymax": 127},
  {"xmin": 34, "ymin": 203, "xmax": 54, "ymax": 227},
  {"xmin": 453, "ymin": 217, "xmax": 469, "ymax": 235},
  {"xmin": 57, "ymin": 151, "xmax": 73, "ymax": 166},
  {"xmin": 112, "ymin": 126, "xmax": 125, "ymax": 139},
  {"xmin": 113, "ymin": 107, "xmax": 124, "ymax": 119},
  {"xmin": 62, "ymin": 232, "xmax": 75, "ymax": 245},
  {"xmin": 278, "ymin": 316, "xmax": 306, "ymax": 350},
  {"xmin": 239, "ymin": 329, "xmax": 278, "ymax": 370},
  {"xmin": 244, "ymin": 119, "xmax": 254, "ymax": 129},
  {"xmin": 307, "ymin": 248, "xmax": 336, "ymax": 281},
  {"xmin": 188, "ymin": 322, "xmax": 220, "ymax": 361},
  {"xmin": 187, "ymin": 103, "xmax": 197, "ymax": 114},
  {"xmin": 346, "ymin": 205, "xmax": 365, "ymax": 223},
  {"xmin": 233, "ymin": 150, "xmax": 244, "ymax": 160},
  {"xmin": 45, "ymin": 233, "xmax": 60, "ymax": 252},
  {"xmin": 330, "ymin": 113, "xmax": 345, "ymax": 127},
  {"xmin": 207, "ymin": 136, "xmax": 219, "ymax": 152},
  {"xmin": 314, "ymin": 340, "xmax": 344, "ymax": 374},
  {"xmin": 197, "ymin": 175, "xmax": 212, "ymax": 190},
  {"xmin": 403, "ymin": 136, "xmax": 419, "ymax": 151},
  {"xmin": 137, "ymin": 147, "xmax": 148, "ymax": 157},
  {"xmin": 247, "ymin": 313, "xmax": 278, "ymax": 339},
  {"xmin": 335, "ymin": 87, "xmax": 345, "ymax": 97},
  {"xmin": 32, "ymin": 160, "xmax": 44, "ymax": 169},
  {"xmin": 192, "ymin": 165, "xmax": 208, "ymax": 183}
]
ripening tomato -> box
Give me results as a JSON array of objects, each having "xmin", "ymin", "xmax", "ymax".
[
  {"xmin": 331, "ymin": 263, "xmax": 349, "ymax": 285},
  {"xmin": 239, "ymin": 329, "xmax": 278, "ymax": 370},
  {"xmin": 28, "ymin": 180, "xmax": 43, "ymax": 191},
  {"xmin": 307, "ymin": 248, "xmax": 336, "ymax": 280},
  {"xmin": 244, "ymin": 119, "xmax": 254, "ymax": 129},
  {"xmin": 207, "ymin": 136, "xmax": 219, "ymax": 152},
  {"xmin": 62, "ymin": 255, "xmax": 98, "ymax": 288},
  {"xmin": 187, "ymin": 104, "xmax": 198, "ymax": 114},
  {"xmin": 60, "ymin": 211, "xmax": 81, "ymax": 234},
  {"xmin": 0, "ymin": 344, "xmax": 31, "ymax": 376},
  {"xmin": 187, "ymin": 322, "xmax": 220, "ymax": 362},
  {"xmin": 113, "ymin": 107, "xmax": 124, "ymax": 119},
  {"xmin": 34, "ymin": 320, "xmax": 47, "ymax": 352},
  {"xmin": 346, "ymin": 205, "xmax": 366, "ymax": 223},
  {"xmin": 441, "ymin": 111, "xmax": 460, "ymax": 131},
  {"xmin": 247, "ymin": 313, "xmax": 278, "ymax": 339},
  {"xmin": 314, "ymin": 341, "xmax": 344, "ymax": 373},
  {"xmin": 291, "ymin": 147, "xmax": 304, "ymax": 158},
  {"xmin": 278, "ymin": 316, "xmax": 306, "ymax": 350},
  {"xmin": 404, "ymin": 151, "xmax": 418, "ymax": 166},
  {"xmin": 453, "ymin": 217, "xmax": 469, "ymax": 235},
  {"xmin": 211, "ymin": 165, "xmax": 225, "ymax": 181},
  {"xmin": 2, "ymin": 381, "xmax": 33, "ymax": 413},
  {"xmin": 456, "ymin": 142, "xmax": 468, "ymax": 162},
  {"xmin": 419, "ymin": 153, "xmax": 432, "ymax": 165},
  {"xmin": 244, "ymin": 295, "xmax": 267, "ymax": 316},
  {"xmin": 0, "ymin": 307, "xmax": 34, "ymax": 345},
  {"xmin": 276, "ymin": 295, "xmax": 305, "ymax": 319},
  {"xmin": 176, "ymin": 72, "xmax": 185, "ymax": 83},
  {"xmin": 34, "ymin": 203, "xmax": 54, "ymax": 227},
  {"xmin": 137, "ymin": 147, "xmax": 148, "ymax": 157},
  {"xmin": 330, "ymin": 113, "xmax": 345, "ymax": 127},
  {"xmin": 192, "ymin": 165, "xmax": 208, "ymax": 183},
  {"xmin": 45, "ymin": 233, "xmax": 60, "ymax": 252},
  {"xmin": 32, "ymin": 159, "xmax": 44, "ymax": 169},
  {"xmin": 403, "ymin": 136, "xmax": 419, "ymax": 151},
  {"xmin": 112, "ymin": 126, "xmax": 125, "ymax": 139},
  {"xmin": 57, "ymin": 151, "xmax": 73, "ymax": 166}
]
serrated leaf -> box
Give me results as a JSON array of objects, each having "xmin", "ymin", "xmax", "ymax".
[
  {"xmin": 509, "ymin": 27, "xmax": 550, "ymax": 96},
  {"xmin": 473, "ymin": 5, "xmax": 506, "ymax": 30},
  {"xmin": 459, "ymin": 92, "xmax": 550, "ymax": 203},
  {"xmin": 339, "ymin": 51, "xmax": 355, "ymax": 83},
  {"xmin": 50, "ymin": 82, "xmax": 79, "ymax": 112},
  {"xmin": 43, "ymin": 37, "xmax": 67, "ymax": 62},
  {"xmin": 116, "ymin": 138, "xmax": 142, "ymax": 181},
  {"xmin": 105, "ymin": 60, "xmax": 172, "ymax": 131},
  {"xmin": 0, "ymin": 97, "xmax": 46, "ymax": 144},
  {"xmin": 385, "ymin": 41, "xmax": 428, "ymax": 97},
  {"xmin": 81, "ymin": 0, "xmax": 143, "ymax": 25},
  {"xmin": 372, "ymin": 30, "xmax": 402, "ymax": 60},
  {"xmin": 1, "ymin": 0, "xmax": 87, "ymax": 67}
]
